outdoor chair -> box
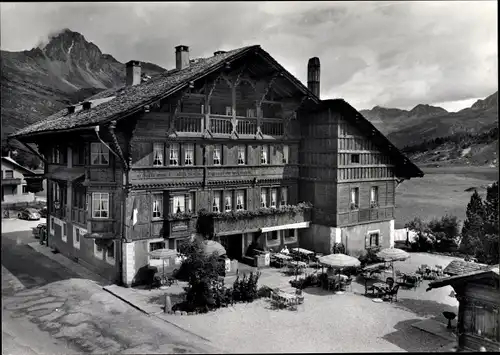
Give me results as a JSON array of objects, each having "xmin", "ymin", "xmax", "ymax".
[
  {"xmin": 295, "ymin": 289, "xmax": 305, "ymax": 304},
  {"xmin": 395, "ymin": 270, "xmax": 405, "ymax": 284},
  {"xmin": 343, "ymin": 277, "xmax": 353, "ymax": 292},
  {"xmin": 386, "ymin": 285, "xmax": 400, "ymax": 302},
  {"xmin": 386, "ymin": 277, "xmax": 395, "ymax": 289},
  {"xmin": 404, "ymin": 275, "xmax": 418, "ymax": 289}
]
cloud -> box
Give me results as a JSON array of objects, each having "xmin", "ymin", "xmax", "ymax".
[{"xmin": 0, "ymin": 1, "xmax": 497, "ymax": 110}]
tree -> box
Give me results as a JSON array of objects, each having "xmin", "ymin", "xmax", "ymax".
[
  {"xmin": 428, "ymin": 215, "xmax": 460, "ymax": 252},
  {"xmin": 460, "ymin": 191, "xmax": 486, "ymax": 255},
  {"xmin": 28, "ymin": 156, "xmax": 41, "ymax": 170},
  {"xmin": 476, "ymin": 182, "xmax": 499, "ymax": 264},
  {"xmin": 405, "ymin": 217, "xmax": 435, "ymax": 252}
]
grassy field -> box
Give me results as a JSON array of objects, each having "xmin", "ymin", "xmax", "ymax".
[{"xmin": 395, "ymin": 165, "xmax": 498, "ymax": 229}]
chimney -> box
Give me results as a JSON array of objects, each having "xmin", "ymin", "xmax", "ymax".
[
  {"xmin": 214, "ymin": 50, "xmax": 226, "ymax": 56},
  {"xmin": 67, "ymin": 105, "xmax": 76, "ymax": 114},
  {"xmin": 82, "ymin": 101, "xmax": 92, "ymax": 110},
  {"xmin": 307, "ymin": 57, "xmax": 320, "ymax": 98},
  {"xmin": 126, "ymin": 60, "xmax": 142, "ymax": 86},
  {"xmin": 175, "ymin": 45, "xmax": 190, "ymax": 70}
]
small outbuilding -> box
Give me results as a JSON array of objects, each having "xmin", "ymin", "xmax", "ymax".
[{"xmin": 427, "ymin": 265, "xmax": 499, "ymax": 352}]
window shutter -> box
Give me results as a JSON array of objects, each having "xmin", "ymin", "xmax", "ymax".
[
  {"xmin": 379, "ymin": 233, "xmax": 383, "ymax": 247},
  {"xmin": 365, "ymin": 234, "xmax": 370, "ymax": 249}
]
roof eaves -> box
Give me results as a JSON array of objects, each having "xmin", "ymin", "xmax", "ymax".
[{"xmin": 426, "ymin": 265, "xmax": 500, "ymax": 291}]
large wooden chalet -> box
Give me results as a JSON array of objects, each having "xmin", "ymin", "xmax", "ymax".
[{"xmin": 10, "ymin": 44, "xmax": 423, "ymax": 285}]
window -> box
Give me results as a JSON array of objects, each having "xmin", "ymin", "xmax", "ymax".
[
  {"xmin": 350, "ymin": 188, "xmax": 359, "ymax": 210},
  {"xmin": 464, "ymin": 304, "xmax": 500, "ymax": 341},
  {"xmin": 52, "ymin": 181, "xmax": 61, "ymax": 206},
  {"xmin": 261, "ymin": 145, "xmax": 269, "ymax": 165},
  {"xmin": 246, "ymin": 108, "xmax": 256, "ymax": 118},
  {"xmin": 91, "ymin": 143, "xmax": 109, "ymax": 166},
  {"xmin": 186, "ymin": 193, "xmax": 194, "ymax": 213},
  {"xmin": 75, "ymin": 228, "xmax": 80, "ymax": 243},
  {"xmin": 236, "ymin": 190, "xmax": 245, "ymax": 210},
  {"xmin": 213, "ymin": 145, "xmax": 222, "ymax": 165},
  {"xmin": 270, "ymin": 188, "xmax": 277, "ymax": 208},
  {"xmin": 153, "ymin": 143, "xmax": 164, "ymax": 166},
  {"xmin": 5, "ymin": 170, "xmax": 13, "ymax": 178},
  {"xmin": 284, "ymin": 229, "xmax": 296, "ymax": 242},
  {"xmin": 283, "ymin": 145, "xmax": 289, "ymax": 164},
  {"xmin": 261, "ymin": 188, "xmax": 268, "ymax": 208},
  {"xmin": 280, "ymin": 187, "xmax": 288, "ymax": 206},
  {"xmin": 92, "ymin": 192, "xmax": 109, "ymax": 218},
  {"xmin": 169, "ymin": 143, "xmax": 179, "ymax": 166},
  {"xmin": 224, "ymin": 192, "xmax": 232, "ymax": 212},
  {"xmin": 172, "ymin": 195, "xmax": 185, "ymax": 214},
  {"xmin": 368, "ymin": 232, "xmax": 380, "ymax": 248},
  {"xmin": 267, "ymin": 231, "xmax": 279, "ymax": 241},
  {"xmin": 22, "ymin": 185, "xmax": 29, "ymax": 194},
  {"xmin": 51, "ymin": 147, "xmax": 61, "ymax": 164},
  {"xmin": 152, "ymin": 194, "xmax": 163, "ymax": 218},
  {"xmin": 184, "ymin": 144, "xmax": 194, "ymax": 166},
  {"xmin": 73, "ymin": 145, "xmax": 86, "ymax": 166},
  {"xmin": 351, "ymin": 154, "xmax": 360, "ymax": 164},
  {"xmin": 212, "ymin": 191, "xmax": 222, "ymax": 213},
  {"xmin": 225, "ymin": 106, "xmax": 232, "ymax": 116},
  {"xmin": 237, "ymin": 145, "xmax": 246, "ymax": 165},
  {"xmin": 370, "ymin": 186, "xmax": 379, "ymax": 207}
]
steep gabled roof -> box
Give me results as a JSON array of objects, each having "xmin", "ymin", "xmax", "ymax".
[
  {"xmin": 426, "ymin": 265, "xmax": 499, "ymax": 291},
  {"xmin": 316, "ymin": 99, "xmax": 424, "ymax": 179},
  {"xmin": 1, "ymin": 156, "xmax": 36, "ymax": 175},
  {"xmin": 9, "ymin": 45, "xmax": 317, "ymax": 140},
  {"xmin": 443, "ymin": 259, "xmax": 490, "ymax": 276}
]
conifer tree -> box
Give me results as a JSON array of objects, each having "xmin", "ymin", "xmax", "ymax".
[{"xmin": 460, "ymin": 190, "xmax": 485, "ymax": 255}]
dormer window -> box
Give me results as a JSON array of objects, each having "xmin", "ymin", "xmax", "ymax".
[{"xmin": 82, "ymin": 102, "xmax": 92, "ymax": 110}]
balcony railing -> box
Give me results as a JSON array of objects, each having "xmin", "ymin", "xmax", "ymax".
[
  {"xmin": 2, "ymin": 178, "xmax": 21, "ymax": 185},
  {"xmin": 237, "ymin": 119, "xmax": 258, "ymax": 135},
  {"xmin": 71, "ymin": 207, "xmax": 87, "ymax": 226},
  {"xmin": 198, "ymin": 203, "xmax": 312, "ymax": 237},
  {"xmin": 174, "ymin": 114, "xmax": 203, "ymax": 133},
  {"xmin": 210, "ymin": 116, "xmax": 232, "ymax": 134}
]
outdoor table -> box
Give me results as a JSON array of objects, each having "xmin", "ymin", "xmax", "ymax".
[
  {"xmin": 291, "ymin": 248, "xmax": 315, "ymax": 256},
  {"xmin": 272, "ymin": 253, "xmax": 292, "ymax": 268},
  {"xmin": 373, "ymin": 282, "xmax": 390, "ymax": 296},
  {"xmin": 288, "ymin": 261, "xmax": 307, "ymax": 268}
]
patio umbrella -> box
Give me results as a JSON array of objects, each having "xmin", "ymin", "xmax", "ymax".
[
  {"xmin": 376, "ymin": 248, "xmax": 410, "ymax": 279},
  {"xmin": 318, "ymin": 254, "xmax": 360, "ymax": 294},
  {"xmin": 202, "ymin": 240, "xmax": 226, "ymax": 256},
  {"xmin": 148, "ymin": 248, "xmax": 178, "ymax": 278}
]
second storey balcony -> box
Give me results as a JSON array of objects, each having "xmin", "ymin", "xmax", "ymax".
[{"xmin": 197, "ymin": 202, "xmax": 312, "ymax": 237}]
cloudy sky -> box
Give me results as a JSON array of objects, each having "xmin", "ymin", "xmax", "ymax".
[{"xmin": 1, "ymin": 1, "xmax": 497, "ymax": 111}]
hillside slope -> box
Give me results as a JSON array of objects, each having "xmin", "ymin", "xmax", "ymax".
[{"xmin": 1, "ymin": 29, "xmax": 165, "ymax": 139}]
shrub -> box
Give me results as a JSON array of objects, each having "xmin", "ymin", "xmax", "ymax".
[
  {"xmin": 428, "ymin": 215, "xmax": 460, "ymax": 252},
  {"xmin": 232, "ymin": 272, "xmax": 261, "ymax": 303},
  {"xmin": 332, "ymin": 243, "xmax": 346, "ymax": 254},
  {"xmin": 359, "ymin": 248, "xmax": 381, "ymax": 267},
  {"xmin": 257, "ymin": 285, "xmax": 273, "ymax": 298}
]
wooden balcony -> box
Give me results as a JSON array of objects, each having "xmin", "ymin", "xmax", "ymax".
[
  {"xmin": 337, "ymin": 206, "xmax": 395, "ymax": 225},
  {"xmin": 198, "ymin": 204, "xmax": 312, "ymax": 237},
  {"xmin": 174, "ymin": 114, "xmax": 203, "ymax": 133},
  {"xmin": 1, "ymin": 178, "xmax": 21, "ymax": 185},
  {"xmin": 71, "ymin": 207, "xmax": 87, "ymax": 226}
]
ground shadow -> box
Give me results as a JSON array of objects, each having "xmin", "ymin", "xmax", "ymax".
[
  {"xmin": 1, "ymin": 231, "xmax": 81, "ymax": 291},
  {"xmin": 394, "ymin": 298, "xmax": 458, "ymax": 323},
  {"xmin": 382, "ymin": 318, "xmax": 452, "ymax": 352}
]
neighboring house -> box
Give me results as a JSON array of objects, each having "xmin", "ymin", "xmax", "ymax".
[
  {"xmin": 427, "ymin": 266, "xmax": 500, "ymax": 352},
  {"xmin": 1, "ymin": 155, "xmax": 39, "ymax": 204},
  {"xmin": 9, "ymin": 44, "xmax": 423, "ymax": 285}
]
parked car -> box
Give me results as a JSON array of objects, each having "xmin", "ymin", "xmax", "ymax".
[
  {"xmin": 39, "ymin": 207, "xmax": 47, "ymax": 218},
  {"xmin": 32, "ymin": 223, "xmax": 47, "ymax": 239},
  {"xmin": 18, "ymin": 208, "xmax": 41, "ymax": 221}
]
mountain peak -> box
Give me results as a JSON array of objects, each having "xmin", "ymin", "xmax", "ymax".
[
  {"xmin": 409, "ymin": 103, "xmax": 447, "ymax": 117},
  {"xmin": 471, "ymin": 91, "xmax": 498, "ymax": 111}
]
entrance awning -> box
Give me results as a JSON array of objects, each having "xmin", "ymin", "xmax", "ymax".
[
  {"xmin": 44, "ymin": 167, "xmax": 85, "ymax": 182},
  {"xmin": 260, "ymin": 221, "xmax": 310, "ymax": 233}
]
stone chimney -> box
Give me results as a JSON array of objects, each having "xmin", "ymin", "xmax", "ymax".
[
  {"xmin": 175, "ymin": 45, "xmax": 190, "ymax": 70},
  {"xmin": 214, "ymin": 50, "xmax": 226, "ymax": 56},
  {"xmin": 126, "ymin": 60, "xmax": 142, "ymax": 86},
  {"xmin": 307, "ymin": 57, "xmax": 320, "ymax": 98}
]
